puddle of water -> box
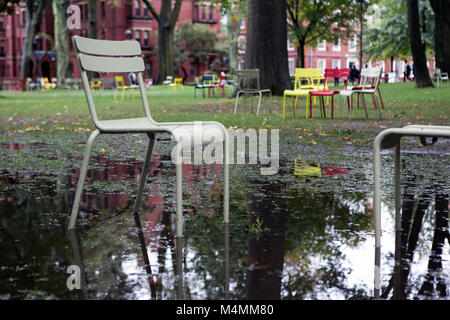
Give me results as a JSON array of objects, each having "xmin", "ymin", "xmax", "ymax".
[{"xmin": 0, "ymin": 137, "xmax": 448, "ymax": 300}]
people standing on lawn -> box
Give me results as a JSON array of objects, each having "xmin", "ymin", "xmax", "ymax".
[{"xmin": 404, "ymin": 60, "xmax": 411, "ymax": 82}]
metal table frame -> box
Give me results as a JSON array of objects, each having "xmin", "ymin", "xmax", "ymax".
[{"xmin": 373, "ymin": 125, "xmax": 450, "ymax": 299}]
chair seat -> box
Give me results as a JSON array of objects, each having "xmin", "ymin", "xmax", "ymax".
[
  {"xmin": 240, "ymin": 89, "xmax": 271, "ymax": 93},
  {"xmin": 350, "ymin": 85, "xmax": 373, "ymax": 90},
  {"xmin": 98, "ymin": 117, "xmax": 225, "ymax": 146},
  {"xmin": 284, "ymin": 89, "xmax": 310, "ymax": 95},
  {"xmin": 310, "ymin": 90, "xmax": 339, "ymax": 96}
]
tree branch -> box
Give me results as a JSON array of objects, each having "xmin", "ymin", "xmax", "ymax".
[
  {"xmin": 142, "ymin": 0, "xmax": 160, "ymax": 23},
  {"xmin": 170, "ymin": 0, "xmax": 183, "ymax": 30}
]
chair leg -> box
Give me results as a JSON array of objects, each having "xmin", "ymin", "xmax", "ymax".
[
  {"xmin": 256, "ymin": 92, "xmax": 262, "ymax": 116},
  {"xmin": 331, "ymin": 95, "xmax": 334, "ymax": 119},
  {"xmin": 176, "ymin": 161, "xmax": 183, "ymax": 238},
  {"xmin": 378, "ymin": 87, "xmax": 385, "ymax": 109},
  {"xmin": 292, "ymin": 96, "xmax": 296, "ymax": 119},
  {"xmin": 234, "ymin": 91, "xmax": 241, "ymax": 115},
  {"xmin": 269, "ymin": 91, "xmax": 273, "ymax": 113},
  {"xmin": 69, "ymin": 130, "xmax": 101, "ymax": 229},
  {"xmin": 375, "ymin": 93, "xmax": 383, "ymax": 120},
  {"xmin": 223, "ymin": 137, "xmax": 229, "ymax": 224},
  {"xmin": 283, "ymin": 94, "xmax": 287, "ymax": 119},
  {"xmin": 309, "ymin": 95, "xmax": 313, "ymax": 119},
  {"xmin": 361, "ymin": 94, "xmax": 369, "ymax": 119},
  {"xmin": 132, "ymin": 133, "xmax": 156, "ymax": 214}
]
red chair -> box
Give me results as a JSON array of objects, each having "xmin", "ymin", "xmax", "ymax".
[{"xmin": 309, "ymin": 68, "xmax": 350, "ymax": 119}]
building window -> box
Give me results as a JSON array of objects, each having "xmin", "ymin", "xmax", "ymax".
[
  {"xmin": 143, "ymin": 4, "xmax": 148, "ymax": 16},
  {"xmin": 240, "ymin": 20, "xmax": 245, "ymax": 30},
  {"xmin": 143, "ymin": 30, "xmax": 149, "ymax": 46},
  {"xmin": 135, "ymin": 30, "xmax": 141, "ymax": 44},
  {"xmin": 209, "ymin": 5, "xmax": 214, "ymax": 20},
  {"xmin": 287, "ymin": 40, "xmax": 295, "ymax": 51},
  {"xmin": 190, "ymin": 64, "xmax": 195, "ymax": 77},
  {"xmin": 332, "ymin": 59, "xmax": 341, "ymax": 69},
  {"xmin": 332, "ymin": 36, "xmax": 341, "ymax": 51},
  {"xmin": 101, "ymin": 1, "xmax": 106, "ymax": 18},
  {"xmin": 0, "ymin": 17, "xmax": 3, "ymax": 29},
  {"xmin": 101, "ymin": 28, "xmax": 106, "ymax": 39},
  {"xmin": 348, "ymin": 34, "xmax": 357, "ymax": 52},
  {"xmin": 201, "ymin": 6, "xmax": 206, "ymax": 20},
  {"xmin": 135, "ymin": 0, "xmax": 141, "ymax": 16},
  {"xmin": 317, "ymin": 40, "xmax": 326, "ymax": 51},
  {"xmin": 288, "ymin": 58, "xmax": 295, "ymax": 76},
  {"xmin": 146, "ymin": 62, "xmax": 152, "ymax": 77},
  {"xmin": 238, "ymin": 35, "xmax": 245, "ymax": 54},
  {"xmin": 317, "ymin": 59, "xmax": 326, "ymax": 72}
]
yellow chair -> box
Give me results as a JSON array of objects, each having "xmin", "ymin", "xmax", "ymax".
[
  {"xmin": 114, "ymin": 75, "xmax": 132, "ymax": 100},
  {"xmin": 89, "ymin": 79, "xmax": 103, "ymax": 92},
  {"xmin": 169, "ymin": 77, "xmax": 184, "ymax": 91},
  {"xmin": 294, "ymin": 157, "xmax": 322, "ymax": 177},
  {"xmin": 41, "ymin": 77, "xmax": 56, "ymax": 90},
  {"xmin": 283, "ymin": 68, "xmax": 323, "ymax": 119}
]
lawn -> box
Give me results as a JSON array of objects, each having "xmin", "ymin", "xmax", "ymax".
[{"xmin": 1, "ymin": 82, "xmax": 448, "ymax": 136}]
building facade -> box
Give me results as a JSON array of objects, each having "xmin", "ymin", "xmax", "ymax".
[{"xmin": 0, "ymin": 0, "xmax": 222, "ymax": 84}]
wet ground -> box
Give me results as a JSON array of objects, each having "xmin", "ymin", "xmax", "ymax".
[{"xmin": 0, "ymin": 132, "xmax": 449, "ymax": 300}]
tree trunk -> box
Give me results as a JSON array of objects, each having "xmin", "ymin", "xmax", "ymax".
[
  {"xmin": 89, "ymin": 0, "xmax": 97, "ymax": 39},
  {"xmin": 244, "ymin": 0, "xmax": 291, "ymax": 94},
  {"xmin": 406, "ymin": 0, "xmax": 434, "ymax": 88},
  {"xmin": 156, "ymin": 0, "xmax": 174, "ymax": 84},
  {"xmin": 296, "ymin": 40, "xmax": 305, "ymax": 68},
  {"xmin": 430, "ymin": 0, "xmax": 450, "ymax": 74},
  {"xmin": 227, "ymin": 9, "xmax": 241, "ymax": 73},
  {"xmin": 20, "ymin": 0, "xmax": 46, "ymax": 79},
  {"xmin": 53, "ymin": 0, "xmax": 70, "ymax": 87}
]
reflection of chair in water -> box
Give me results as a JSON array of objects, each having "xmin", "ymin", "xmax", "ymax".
[
  {"xmin": 373, "ymin": 124, "xmax": 450, "ymax": 299},
  {"xmin": 69, "ymin": 36, "xmax": 230, "ymax": 255}
]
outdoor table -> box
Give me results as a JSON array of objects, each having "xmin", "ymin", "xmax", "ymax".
[{"xmin": 373, "ymin": 125, "xmax": 450, "ymax": 299}]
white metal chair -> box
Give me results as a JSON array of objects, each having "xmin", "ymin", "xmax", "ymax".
[
  {"xmin": 234, "ymin": 69, "xmax": 272, "ymax": 116},
  {"xmin": 68, "ymin": 36, "xmax": 229, "ymax": 239},
  {"xmin": 373, "ymin": 125, "xmax": 450, "ymax": 299},
  {"xmin": 339, "ymin": 68, "xmax": 383, "ymax": 120}
]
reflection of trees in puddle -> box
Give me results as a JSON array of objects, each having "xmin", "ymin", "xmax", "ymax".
[
  {"xmin": 0, "ymin": 151, "xmax": 224, "ymax": 299},
  {"xmin": 381, "ymin": 172, "xmax": 449, "ymax": 300}
]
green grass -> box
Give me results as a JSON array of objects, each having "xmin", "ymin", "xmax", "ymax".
[{"xmin": 0, "ymin": 82, "xmax": 449, "ymax": 137}]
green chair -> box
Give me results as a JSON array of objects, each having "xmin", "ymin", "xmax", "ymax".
[
  {"xmin": 69, "ymin": 36, "xmax": 230, "ymax": 240},
  {"xmin": 234, "ymin": 69, "xmax": 272, "ymax": 116},
  {"xmin": 194, "ymin": 75, "xmax": 215, "ymax": 98}
]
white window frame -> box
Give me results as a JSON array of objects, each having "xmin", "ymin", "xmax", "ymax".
[
  {"xmin": 288, "ymin": 58, "xmax": 295, "ymax": 76},
  {"xmin": 317, "ymin": 39, "xmax": 326, "ymax": 51},
  {"xmin": 348, "ymin": 34, "xmax": 357, "ymax": 52},
  {"xmin": 332, "ymin": 37, "xmax": 341, "ymax": 51},
  {"xmin": 288, "ymin": 40, "xmax": 295, "ymax": 51},
  {"xmin": 332, "ymin": 59, "xmax": 341, "ymax": 69},
  {"xmin": 317, "ymin": 59, "xmax": 326, "ymax": 72}
]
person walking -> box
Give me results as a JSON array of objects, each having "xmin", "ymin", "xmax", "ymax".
[{"xmin": 404, "ymin": 61, "xmax": 411, "ymax": 82}]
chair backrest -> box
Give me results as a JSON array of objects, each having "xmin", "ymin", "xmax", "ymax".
[
  {"xmin": 72, "ymin": 35, "xmax": 152, "ymax": 127},
  {"xmin": 293, "ymin": 68, "xmax": 323, "ymax": 90},
  {"xmin": 236, "ymin": 69, "xmax": 261, "ymax": 90},
  {"xmin": 430, "ymin": 68, "xmax": 441, "ymax": 78},
  {"xmin": 202, "ymin": 75, "xmax": 214, "ymax": 85},
  {"xmin": 115, "ymin": 75, "xmax": 125, "ymax": 87},
  {"xmin": 174, "ymin": 77, "xmax": 183, "ymax": 85},
  {"xmin": 323, "ymin": 68, "xmax": 350, "ymax": 89},
  {"xmin": 359, "ymin": 67, "xmax": 383, "ymax": 90}
]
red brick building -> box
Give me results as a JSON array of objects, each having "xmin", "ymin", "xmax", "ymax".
[{"xmin": 0, "ymin": 0, "xmax": 222, "ymax": 84}]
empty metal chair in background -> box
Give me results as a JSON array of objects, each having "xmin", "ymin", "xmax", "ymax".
[
  {"xmin": 69, "ymin": 36, "xmax": 230, "ymax": 242},
  {"xmin": 234, "ymin": 69, "xmax": 272, "ymax": 116},
  {"xmin": 339, "ymin": 68, "xmax": 383, "ymax": 120}
]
